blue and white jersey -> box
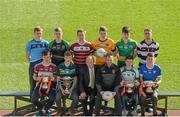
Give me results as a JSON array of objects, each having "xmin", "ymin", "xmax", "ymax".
[
  {"xmin": 139, "ymin": 64, "xmax": 162, "ymax": 81},
  {"xmin": 26, "ymin": 39, "xmax": 48, "ymax": 62}
]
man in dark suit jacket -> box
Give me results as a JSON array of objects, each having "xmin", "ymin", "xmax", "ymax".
[{"xmin": 79, "ymin": 55, "xmax": 96, "ymax": 116}]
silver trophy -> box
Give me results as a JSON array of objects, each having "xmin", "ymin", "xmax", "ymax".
[
  {"xmin": 124, "ymin": 81, "xmax": 135, "ymax": 94},
  {"xmin": 42, "ymin": 77, "xmax": 49, "ymax": 90},
  {"xmin": 38, "ymin": 72, "xmax": 53, "ymax": 90},
  {"xmin": 143, "ymin": 81, "xmax": 156, "ymax": 93},
  {"xmin": 59, "ymin": 76, "xmax": 73, "ymax": 95}
]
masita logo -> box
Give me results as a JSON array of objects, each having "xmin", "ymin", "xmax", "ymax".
[{"xmin": 73, "ymin": 46, "xmax": 90, "ymax": 51}]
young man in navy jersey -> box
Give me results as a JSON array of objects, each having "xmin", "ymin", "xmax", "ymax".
[{"xmin": 26, "ymin": 26, "xmax": 48, "ymax": 96}]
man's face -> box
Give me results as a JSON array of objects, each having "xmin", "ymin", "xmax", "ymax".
[
  {"xmin": 77, "ymin": 32, "xmax": 85, "ymax": 40},
  {"xmin": 122, "ymin": 32, "xmax": 130, "ymax": 40},
  {"xmin": 54, "ymin": 32, "xmax": 62, "ymax": 39},
  {"xmin": 125, "ymin": 59, "xmax": 133, "ymax": 68},
  {"xmin": 86, "ymin": 57, "xmax": 94, "ymax": 67},
  {"xmin": 106, "ymin": 56, "xmax": 113, "ymax": 66},
  {"xmin": 43, "ymin": 53, "xmax": 51, "ymax": 63},
  {"xmin": 99, "ymin": 31, "xmax": 107, "ymax": 39},
  {"xmin": 144, "ymin": 31, "xmax": 152, "ymax": 40},
  {"xmin": 147, "ymin": 56, "xmax": 154, "ymax": 65},
  {"xmin": 34, "ymin": 31, "xmax": 43, "ymax": 39},
  {"xmin": 65, "ymin": 55, "xmax": 72, "ymax": 63}
]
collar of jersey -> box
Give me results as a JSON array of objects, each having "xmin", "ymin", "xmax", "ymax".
[
  {"xmin": 54, "ymin": 39, "xmax": 64, "ymax": 44},
  {"xmin": 42, "ymin": 62, "xmax": 51, "ymax": 66},
  {"xmin": 121, "ymin": 38, "xmax": 131, "ymax": 44},
  {"xmin": 33, "ymin": 38, "xmax": 42, "ymax": 42},
  {"xmin": 63, "ymin": 62, "xmax": 73, "ymax": 67},
  {"xmin": 146, "ymin": 64, "xmax": 155, "ymax": 70},
  {"xmin": 124, "ymin": 66, "xmax": 133, "ymax": 71},
  {"xmin": 98, "ymin": 37, "xmax": 108, "ymax": 42},
  {"xmin": 143, "ymin": 39, "xmax": 155, "ymax": 46},
  {"xmin": 77, "ymin": 40, "xmax": 88, "ymax": 45}
]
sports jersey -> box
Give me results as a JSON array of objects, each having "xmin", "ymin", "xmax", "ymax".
[
  {"xmin": 57, "ymin": 62, "xmax": 77, "ymax": 78},
  {"xmin": 48, "ymin": 39, "xmax": 70, "ymax": 65},
  {"xmin": 26, "ymin": 39, "xmax": 48, "ymax": 62},
  {"xmin": 96, "ymin": 63, "xmax": 121, "ymax": 92},
  {"xmin": 91, "ymin": 38, "xmax": 116, "ymax": 65},
  {"xmin": 70, "ymin": 41, "xmax": 94, "ymax": 68},
  {"xmin": 137, "ymin": 39, "xmax": 159, "ymax": 65},
  {"xmin": 34, "ymin": 62, "xmax": 57, "ymax": 87},
  {"xmin": 139, "ymin": 64, "xmax": 162, "ymax": 81},
  {"xmin": 116, "ymin": 38, "xmax": 137, "ymax": 67},
  {"xmin": 57, "ymin": 62, "xmax": 77, "ymax": 88},
  {"xmin": 120, "ymin": 66, "xmax": 139, "ymax": 82}
]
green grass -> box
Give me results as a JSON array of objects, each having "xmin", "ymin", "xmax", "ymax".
[{"xmin": 0, "ymin": 0, "xmax": 180, "ymax": 109}]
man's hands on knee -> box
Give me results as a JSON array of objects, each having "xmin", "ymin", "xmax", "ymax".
[
  {"xmin": 79, "ymin": 92, "xmax": 87, "ymax": 99},
  {"xmin": 60, "ymin": 87, "xmax": 66, "ymax": 96}
]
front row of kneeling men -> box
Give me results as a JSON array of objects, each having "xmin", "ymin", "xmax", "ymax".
[{"xmin": 31, "ymin": 50, "xmax": 162, "ymax": 116}]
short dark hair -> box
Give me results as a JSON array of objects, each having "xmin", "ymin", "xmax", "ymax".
[
  {"xmin": 64, "ymin": 51, "xmax": 72, "ymax": 57},
  {"xmin": 77, "ymin": 28, "xmax": 86, "ymax": 35},
  {"xmin": 34, "ymin": 26, "xmax": 43, "ymax": 33},
  {"xmin": 99, "ymin": 26, "xmax": 108, "ymax": 32},
  {"xmin": 147, "ymin": 53, "xmax": 154, "ymax": 58},
  {"xmin": 144, "ymin": 28, "xmax": 152, "ymax": 33},
  {"xmin": 42, "ymin": 50, "xmax": 51, "ymax": 56},
  {"xmin": 54, "ymin": 27, "xmax": 62, "ymax": 33},
  {"xmin": 125, "ymin": 56, "xmax": 133, "ymax": 60},
  {"xmin": 122, "ymin": 26, "xmax": 131, "ymax": 33}
]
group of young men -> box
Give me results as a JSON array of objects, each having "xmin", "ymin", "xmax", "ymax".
[{"xmin": 26, "ymin": 25, "xmax": 162, "ymax": 116}]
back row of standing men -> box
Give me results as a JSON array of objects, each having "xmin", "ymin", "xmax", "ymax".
[{"xmin": 25, "ymin": 26, "xmax": 161, "ymax": 116}]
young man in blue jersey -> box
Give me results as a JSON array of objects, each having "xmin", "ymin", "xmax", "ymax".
[
  {"xmin": 139, "ymin": 53, "xmax": 162, "ymax": 116},
  {"xmin": 26, "ymin": 26, "xmax": 48, "ymax": 96}
]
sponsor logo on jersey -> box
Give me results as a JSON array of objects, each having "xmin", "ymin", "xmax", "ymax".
[
  {"xmin": 97, "ymin": 43, "xmax": 109, "ymax": 48},
  {"xmin": 129, "ymin": 45, "xmax": 133, "ymax": 48},
  {"xmin": 73, "ymin": 46, "xmax": 90, "ymax": 51}
]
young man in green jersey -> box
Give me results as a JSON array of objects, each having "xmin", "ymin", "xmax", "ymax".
[
  {"xmin": 116, "ymin": 26, "xmax": 137, "ymax": 68},
  {"xmin": 120, "ymin": 56, "xmax": 139, "ymax": 116},
  {"xmin": 55, "ymin": 51, "xmax": 78, "ymax": 116},
  {"xmin": 48, "ymin": 27, "xmax": 70, "ymax": 66}
]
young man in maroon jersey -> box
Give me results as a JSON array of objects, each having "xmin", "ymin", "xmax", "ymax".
[
  {"xmin": 70, "ymin": 29, "xmax": 94, "ymax": 70},
  {"xmin": 31, "ymin": 50, "xmax": 57, "ymax": 116}
]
